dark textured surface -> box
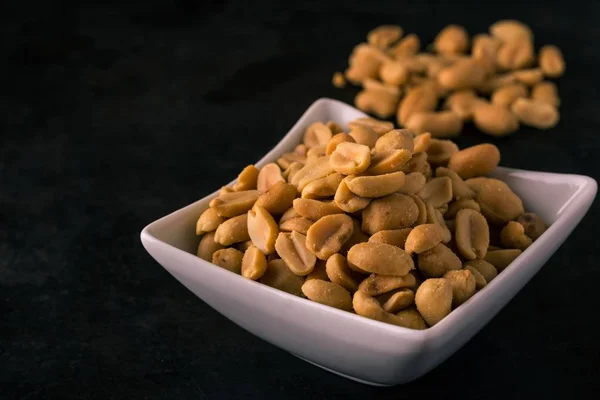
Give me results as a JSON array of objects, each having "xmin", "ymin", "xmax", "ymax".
[{"xmin": 2, "ymin": 1, "xmax": 600, "ymax": 398}]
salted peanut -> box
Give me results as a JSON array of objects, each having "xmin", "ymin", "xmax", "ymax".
[
  {"xmin": 394, "ymin": 172, "xmax": 425, "ymax": 195},
  {"xmin": 301, "ymin": 173, "xmax": 343, "ymax": 199},
  {"xmin": 340, "ymin": 219, "xmax": 370, "ymax": 256},
  {"xmin": 358, "ymin": 273, "xmax": 416, "ymax": 296},
  {"xmin": 426, "ymin": 203, "xmax": 451, "ymax": 243},
  {"xmin": 279, "ymin": 207, "xmax": 299, "ymax": 223},
  {"xmin": 257, "ymin": 163, "xmax": 285, "ymax": 193},
  {"xmin": 418, "ymin": 177, "xmax": 453, "ymax": 208},
  {"xmin": 306, "ymin": 146, "xmax": 327, "ymax": 163},
  {"xmin": 368, "ymin": 228, "xmax": 412, "ymax": 249},
  {"xmin": 349, "ymin": 126, "xmax": 379, "ymax": 149},
  {"xmin": 355, "ymin": 88, "xmax": 399, "ymax": 119},
  {"xmin": 397, "ymin": 85, "xmax": 438, "ymax": 126},
  {"xmin": 435, "ymin": 167, "xmax": 475, "ymax": 200},
  {"xmin": 468, "ymin": 178, "xmax": 524, "ymax": 225},
  {"xmin": 381, "ymin": 289, "xmax": 415, "ymax": 313},
  {"xmin": 445, "ymin": 199, "xmax": 481, "ymax": 219},
  {"xmin": 390, "ymin": 33, "xmax": 421, "ymax": 57},
  {"xmin": 490, "ymin": 20, "xmax": 532, "ymax": 42},
  {"xmin": 255, "ymin": 181, "xmax": 297, "ymax": 216},
  {"xmin": 413, "ymin": 133, "xmax": 431, "ymax": 153},
  {"xmin": 484, "ymin": 249, "xmax": 522, "ymax": 271},
  {"xmin": 326, "ymin": 253, "xmax": 360, "ymax": 292},
  {"xmin": 455, "ymin": 209, "xmax": 489, "ymax": 260},
  {"xmin": 418, "ymin": 243, "xmax": 461, "ymax": 278},
  {"xmin": 473, "ymin": 103, "xmax": 520, "ymax": 136},
  {"xmin": 214, "ymin": 214, "xmax": 250, "ymax": 246},
  {"xmin": 248, "ymin": 206, "xmax": 279, "ymax": 254},
  {"xmin": 433, "ymin": 24, "xmax": 468, "ymax": 55},
  {"xmin": 260, "ymin": 259, "xmax": 305, "ymax": 296},
  {"xmin": 463, "ymin": 266, "xmax": 487, "ymax": 289},
  {"xmin": 425, "ymin": 139, "xmax": 459, "ymax": 166},
  {"xmin": 303, "ymin": 122, "xmax": 333, "ymax": 148},
  {"xmin": 511, "ymin": 98, "xmax": 559, "ymax": 129},
  {"xmin": 491, "ymin": 83, "xmax": 527, "ymax": 107},
  {"xmin": 405, "ymin": 111, "xmax": 463, "ymax": 138},
  {"xmin": 293, "ymin": 198, "xmax": 343, "ymax": 221},
  {"xmin": 368, "ymin": 25, "xmax": 403, "ymax": 49},
  {"xmin": 345, "ymin": 44, "xmax": 388, "ymax": 84},
  {"xmin": 306, "ymin": 214, "xmax": 354, "ymax": 260},
  {"xmin": 442, "ymin": 90, "xmax": 485, "ymax": 121},
  {"xmin": 374, "ymin": 129, "xmax": 415, "ymax": 153},
  {"xmin": 497, "ymin": 39, "xmax": 534, "ymax": 70},
  {"xmin": 500, "ymin": 221, "xmax": 532, "ymax": 250},
  {"xmin": 275, "ymin": 231, "xmax": 317, "ymax": 276},
  {"xmin": 476, "ymin": 73, "xmax": 517, "ymax": 94},
  {"xmin": 380, "ymin": 60, "xmax": 409, "ymax": 86},
  {"xmin": 368, "ymin": 149, "xmax": 411, "ymax": 175},
  {"xmin": 282, "ymin": 162, "xmax": 304, "ymax": 182},
  {"xmin": 407, "ymin": 77, "xmax": 448, "ymax": 97},
  {"xmin": 345, "ymin": 171, "xmax": 406, "ymax": 198},
  {"xmin": 209, "ymin": 190, "xmax": 260, "ymax": 218},
  {"xmin": 240, "ymin": 245, "xmax": 267, "ymax": 280},
  {"xmin": 302, "ymin": 279, "xmax": 352, "ymax": 311},
  {"xmin": 401, "ymin": 152, "xmax": 431, "ymax": 177},
  {"xmin": 438, "ymin": 59, "xmax": 486, "ymax": 91},
  {"xmin": 347, "ymin": 117, "xmax": 394, "ymax": 135},
  {"xmin": 279, "ymin": 217, "xmax": 314, "ymax": 235},
  {"xmin": 512, "ymin": 68, "xmax": 543, "ymax": 86},
  {"xmin": 539, "ymin": 45, "xmax": 565, "ymax": 78},
  {"xmin": 407, "ymin": 193, "xmax": 427, "ymax": 225},
  {"xmin": 472, "ymin": 34, "xmax": 501, "ymax": 73},
  {"xmin": 531, "ymin": 81, "xmax": 560, "ymax": 107},
  {"xmin": 290, "ymin": 156, "xmax": 335, "ymax": 191},
  {"xmin": 348, "ymin": 242, "xmax": 414, "ymax": 276},
  {"xmin": 443, "ymin": 269, "xmax": 476, "ymax": 306},
  {"xmin": 233, "ymin": 165, "xmax": 259, "ymax": 191},
  {"xmin": 306, "ymin": 259, "xmax": 329, "ymax": 281},
  {"xmin": 330, "ymin": 142, "xmax": 371, "ymax": 175},
  {"xmin": 197, "ymin": 231, "xmax": 225, "ymax": 261},
  {"xmin": 333, "ymin": 179, "xmax": 371, "ymax": 213},
  {"xmin": 415, "ymin": 278, "xmax": 453, "ymax": 326},
  {"xmin": 353, "ymin": 291, "xmax": 427, "ymax": 329},
  {"xmin": 332, "ymin": 71, "xmax": 346, "ymax": 88},
  {"xmin": 212, "ymin": 248, "xmax": 244, "ymax": 274},
  {"xmin": 196, "ymin": 208, "xmax": 226, "ymax": 235},
  {"xmin": 405, "ymin": 224, "xmax": 443, "ymax": 256},
  {"xmin": 464, "ymin": 259, "xmax": 498, "ymax": 283},
  {"xmin": 516, "ymin": 213, "xmax": 547, "ymax": 240},
  {"xmin": 362, "ymin": 193, "xmax": 419, "ymax": 234},
  {"xmin": 277, "ymin": 153, "xmax": 306, "ymax": 170},
  {"xmin": 237, "ymin": 240, "xmax": 254, "ymax": 253},
  {"xmin": 448, "ymin": 144, "xmax": 500, "ymax": 179},
  {"xmin": 326, "ymin": 133, "xmax": 355, "ymax": 155}
]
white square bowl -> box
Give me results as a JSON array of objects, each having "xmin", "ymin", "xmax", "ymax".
[{"xmin": 140, "ymin": 98, "xmax": 597, "ymax": 386}]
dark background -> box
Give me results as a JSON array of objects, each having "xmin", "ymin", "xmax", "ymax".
[{"xmin": 2, "ymin": 0, "xmax": 600, "ymax": 398}]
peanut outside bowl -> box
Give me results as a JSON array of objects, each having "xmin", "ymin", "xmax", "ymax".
[{"xmin": 140, "ymin": 98, "xmax": 597, "ymax": 386}]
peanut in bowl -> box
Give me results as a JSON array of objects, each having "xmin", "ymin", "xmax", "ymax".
[{"xmin": 140, "ymin": 98, "xmax": 596, "ymax": 386}]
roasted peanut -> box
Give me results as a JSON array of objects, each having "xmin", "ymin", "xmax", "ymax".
[
  {"xmin": 484, "ymin": 249, "xmax": 522, "ymax": 271},
  {"xmin": 472, "ymin": 34, "xmax": 501, "ymax": 74},
  {"xmin": 347, "ymin": 242, "xmax": 414, "ymax": 276},
  {"xmin": 497, "ymin": 39, "xmax": 534, "ymax": 70},
  {"xmin": 293, "ymin": 198, "xmax": 343, "ymax": 221},
  {"xmin": 516, "ymin": 213, "xmax": 547, "ymax": 240},
  {"xmin": 326, "ymin": 133, "xmax": 355, "ymax": 155},
  {"xmin": 277, "ymin": 153, "xmax": 306, "ymax": 170},
  {"xmin": 436, "ymin": 166, "xmax": 475, "ymax": 200},
  {"xmin": 260, "ymin": 259, "xmax": 305, "ymax": 296},
  {"xmin": 464, "ymin": 265, "xmax": 487, "ymax": 289},
  {"xmin": 233, "ymin": 165, "xmax": 259, "ymax": 191},
  {"xmin": 197, "ymin": 231, "xmax": 225, "ymax": 261},
  {"xmin": 368, "ymin": 228, "xmax": 412, "ymax": 249},
  {"xmin": 306, "ymin": 214, "xmax": 354, "ymax": 260},
  {"xmin": 306, "ymin": 259, "xmax": 329, "ymax": 281},
  {"xmin": 368, "ymin": 25, "xmax": 403, "ymax": 48},
  {"xmin": 426, "ymin": 139, "xmax": 459, "ymax": 166},
  {"xmin": 397, "ymin": 85, "xmax": 438, "ymax": 126},
  {"xmin": 257, "ymin": 163, "xmax": 285, "ymax": 193},
  {"xmin": 355, "ymin": 87, "xmax": 399, "ymax": 119},
  {"xmin": 353, "ymin": 291, "xmax": 427, "ymax": 329},
  {"xmin": 255, "ymin": 181, "xmax": 297, "ymax": 215},
  {"xmin": 438, "ymin": 59, "xmax": 486, "ymax": 91},
  {"xmin": 333, "ymin": 179, "xmax": 371, "ymax": 213},
  {"xmin": 212, "ymin": 248, "xmax": 244, "ymax": 274},
  {"xmin": 381, "ymin": 289, "xmax": 415, "ymax": 313},
  {"xmin": 511, "ymin": 98, "xmax": 559, "ymax": 129},
  {"xmin": 306, "ymin": 145, "xmax": 326, "ymax": 163},
  {"xmin": 415, "ymin": 278, "xmax": 453, "ymax": 326},
  {"xmin": 390, "ymin": 33, "xmax": 421, "ymax": 58},
  {"xmin": 512, "ymin": 68, "xmax": 543, "ymax": 86},
  {"xmin": 237, "ymin": 240, "xmax": 254, "ymax": 253},
  {"xmin": 326, "ymin": 253, "xmax": 360, "ymax": 292},
  {"xmin": 443, "ymin": 90, "xmax": 485, "ymax": 121},
  {"xmin": 464, "ymin": 259, "xmax": 498, "ymax": 283},
  {"xmin": 327, "ymin": 121, "xmax": 343, "ymax": 134},
  {"xmin": 426, "ymin": 203, "xmax": 452, "ymax": 243},
  {"xmin": 500, "ymin": 221, "xmax": 532, "ymax": 250},
  {"xmin": 402, "ymin": 151, "xmax": 432, "ymax": 177},
  {"xmin": 368, "ymin": 149, "xmax": 412, "ymax": 175},
  {"xmin": 301, "ymin": 173, "xmax": 343, "ymax": 199},
  {"xmin": 330, "ymin": 142, "xmax": 371, "ymax": 175},
  {"xmin": 473, "ymin": 102, "xmax": 520, "ymax": 136},
  {"xmin": 490, "ymin": 20, "xmax": 532, "ymax": 42},
  {"xmin": 374, "ymin": 129, "xmax": 415, "ymax": 153},
  {"xmin": 347, "ymin": 117, "xmax": 394, "ymax": 135},
  {"xmin": 418, "ymin": 176, "xmax": 453, "ymax": 208},
  {"xmin": 303, "ymin": 122, "xmax": 333, "ymax": 148},
  {"xmin": 358, "ymin": 273, "xmax": 416, "ymax": 296},
  {"xmin": 539, "ymin": 45, "xmax": 565, "ymax": 78},
  {"xmin": 443, "ymin": 269, "xmax": 476, "ymax": 306},
  {"xmin": 241, "ymin": 245, "xmax": 268, "ymax": 280},
  {"xmin": 379, "ymin": 60, "xmax": 409, "ymax": 86},
  {"xmin": 282, "ymin": 162, "xmax": 304, "ymax": 183},
  {"xmin": 405, "ymin": 224, "xmax": 443, "ymax": 255},
  {"xmin": 332, "ymin": 71, "xmax": 346, "ymax": 88},
  {"xmin": 279, "ymin": 217, "xmax": 314, "ymax": 235},
  {"xmin": 413, "ymin": 132, "xmax": 431, "ymax": 153},
  {"xmin": 345, "ymin": 171, "xmax": 406, "ymax": 198},
  {"xmin": 418, "ymin": 243, "xmax": 462, "ymax": 278},
  {"xmin": 345, "ymin": 44, "xmax": 386, "ymax": 84},
  {"xmin": 340, "ymin": 219, "xmax": 370, "ymax": 256},
  {"xmin": 362, "ymin": 193, "xmax": 419, "ymax": 234},
  {"xmin": 398, "ymin": 172, "xmax": 426, "ymax": 194},
  {"xmin": 445, "ymin": 199, "xmax": 481, "ymax": 219},
  {"xmin": 455, "ymin": 209, "xmax": 490, "ymax": 260},
  {"xmin": 247, "ymin": 206, "xmax": 279, "ymax": 254},
  {"xmin": 467, "ymin": 178, "xmax": 524, "ymax": 225},
  {"xmin": 196, "ymin": 207, "xmax": 226, "ymax": 235},
  {"xmin": 275, "ymin": 231, "xmax": 317, "ymax": 276},
  {"xmin": 407, "ymin": 193, "xmax": 428, "ymax": 226},
  {"xmin": 434, "ymin": 25, "xmax": 469, "ymax": 55},
  {"xmin": 406, "ymin": 111, "xmax": 463, "ymax": 138},
  {"xmin": 302, "ymin": 279, "xmax": 352, "ymax": 311},
  {"xmin": 210, "ymin": 190, "xmax": 260, "ymax": 218},
  {"xmin": 476, "ymin": 73, "xmax": 517, "ymax": 94},
  {"xmin": 349, "ymin": 126, "xmax": 380, "ymax": 149},
  {"xmin": 491, "ymin": 83, "xmax": 527, "ymax": 107},
  {"xmin": 448, "ymin": 144, "xmax": 500, "ymax": 179},
  {"xmin": 290, "ymin": 157, "xmax": 335, "ymax": 191},
  {"xmin": 531, "ymin": 81, "xmax": 560, "ymax": 107},
  {"xmin": 214, "ymin": 214, "xmax": 250, "ymax": 246}
]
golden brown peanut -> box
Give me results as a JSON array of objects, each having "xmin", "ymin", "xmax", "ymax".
[
  {"xmin": 355, "ymin": 88, "xmax": 399, "ymax": 119},
  {"xmin": 390, "ymin": 33, "xmax": 421, "ymax": 57},
  {"xmin": 415, "ymin": 278, "xmax": 453, "ymax": 326},
  {"xmin": 326, "ymin": 253, "xmax": 360, "ymax": 292},
  {"xmin": 413, "ymin": 132, "xmax": 431, "ymax": 153},
  {"xmin": 326, "ymin": 121, "xmax": 343, "ymax": 134},
  {"xmin": 476, "ymin": 73, "xmax": 517, "ymax": 94},
  {"xmin": 301, "ymin": 173, "xmax": 343, "ymax": 199},
  {"xmin": 368, "ymin": 149, "xmax": 412, "ymax": 175},
  {"xmin": 279, "ymin": 207, "xmax": 299, "ymax": 223},
  {"xmin": 468, "ymin": 178, "xmax": 525, "ymax": 225},
  {"xmin": 443, "ymin": 269, "xmax": 476, "ymax": 306},
  {"xmin": 405, "ymin": 111, "xmax": 463, "ymax": 138},
  {"xmin": 434, "ymin": 25, "xmax": 469, "ymax": 55},
  {"xmin": 405, "ymin": 224, "xmax": 443, "ymax": 255},
  {"xmin": 516, "ymin": 213, "xmax": 547, "ymax": 240},
  {"xmin": 282, "ymin": 162, "xmax": 304, "ymax": 182},
  {"xmin": 407, "ymin": 193, "xmax": 427, "ymax": 226},
  {"xmin": 438, "ymin": 59, "xmax": 486, "ymax": 91},
  {"xmin": 333, "ymin": 179, "xmax": 371, "ymax": 213},
  {"xmin": 345, "ymin": 171, "xmax": 406, "ymax": 198},
  {"xmin": 484, "ymin": 249, "xmax": 522, "ymax": 272},
  {"xmin": 248, "ymin": 206, "xmax": 279, "ymax": 254},
  {"xmin": 362, "ymin": 193, "xmax": 419, "ymax": 234},
  {"xmin": 303, "ymin": 122, "xmax": 333, "ymax": 148},
  {"xmin": 346, "ymin": 44, "xmax": 389, "ymax": 84},
  {"xmin": 473, "ymin": 103, "xmax": 520, "ymax": 136},
  {"xmin": 425, "ymin": 139, "xmax": 459, "ymax": 166},
  {"xmin": 295, "ymin": 144, "xmax": 308, "ymax": 156},
  {"xmin": 368, "ymin": 228, "xmax": 412, "ymax": 249},
  {"xmin": 214, "ymin": 214, "xmax": 250, "ymax": 246},
  {"xmin": 293, "ymin": 198, "xmax": 343, "ymax": 221},
  {"xmin": 500, "ymin": 221, "xmax": 532, "ymax": 250},
  {"xmin": 491, "ymin": 83, "xmax": 527, "ymax": 107},
  {"xmin": 464, "ymin": 265, "xmax": 487, "ymax": 289},
  {"xmin": 401, "ymin": 152, "xmax": 431, "ymax": 177},
  {"xmin": 326, "ymin": 133, "xmax": 355, "ymax": 156},
  {"xmin": 353, "ymin": 291, "xmax": 427, "ymax": 329},
  {"xmin": 349, "ymin": 126, "xmax": 380, "ymax": 149},
  {"xmin": 275, "ymin": 231, "xmax": 317, "ymax": 276},
  {"xmin": 348, "ymin": 242, "xmax": 414, "ymax": 276},
  {"xmin": 436, "ymin": 166, "xmax": 475, "ymax": 200},
  {"xmin": 306, "ymin": 259, "xmax": 329, "ymax": 281},
  {"xmin": 368, "ymin": 25, "xmax": 403, "ymax": 49},
  {"xmin": 197, "ymin": 231, "xmax": 226, "ymax": 261},
  {"xmin": 302, "ymin": 279, "xmax": 352, "ymax": 311},
  {"xmin": 306, "ymin": 145, "xmax": 326, "ymax": 163},
  {"xmin": 340, "ymin": 219, "xmax": 369, "ymax": 256},
  {"xmin": 397, "ymin": 172, "xmax": 426, "ymax": 194},
  {"xmin": 497, "ymin": 39, "xmax": 534, "ymax": 70},
  {"xmin": 395, "ymin": 57, "xmax": 428, "ymax": 74},
  {"xmin": 277, "ymin": 153, "xmax": 305, "ymax": 170},
  {"xmin": 455, "ymin": 209, "xmax": 490, "ymax": 260},
  {"xmin": 381, "ymin": 289, "xmax": 415, "ymax": 313},
  {"xmin": 261, "ymin": 259, "xmax": 305, "ymax": 296},
  {"xmin": 531, "ymin": 81, "xmax": 560, "ymax": 107},
  {"xmin": 358, "ymin": 273, "xmax": 416, "ymax": 296},
  {"xmin": 512, "ymin": 68, "xmax": 543, "ymax": 86},
  {"xmin": 219, "ymin": 186, "xmax": 234, "ymax": 196},
  {"xmin": 211, "ymin": 248, "xmax": 244, "ymax": 274},
  {"xmin": 379, "ymin": 60, "xmax": 409, "ymax": 86},
  {"xmin": 445, "ymin": 199, "xmax": 481, "ymax": 219},
  {"xmin": 209, "ymin": 190, "xmax": 260, "ymax": 218},
  {"xmin": 426, "ymin": 203, "xmax": 451, "ymax": 243},
  {"xmin": 397, "ymin": 85, "xmax": 438, "ymax": 126},
  {"xmin": 196, "ymin": 208, "xmax": 226, "ymax": 235},
  {"xmin": 490, "ymin": 20, "xmax": 533, "ymax": 42},
  {"xmin": 237, "ymin": 240, "xmax": 254, "ymax": 253},
  {"xmin": 290, "ymin": 156, "xmax": 335, "ymax": 191},
  {"xmin": 539, "ymin": 45, "xmax": 565, "ymax": 78},
  {"xmin": 511, "ymin": 98, "xmax": 559, "ymax": 129},
  {"xmin": 464, "ymin": 259, "xmax": 498, "ymax": 283},
  {"xmin": 332, "ymin": 71, "xmax": 346, "ymax": 88},
  {"xmin": 418, "ymin": 243, "xmax": 461, "ymax": 278},
  {"xmin": 418, "ymin": 177, "xmax": 453, "ymax": 208},
  {"xmin": 330, "ymin": 142, "xmax": 371, "ymax": 175},
  {"xmin": 472, "ymin": 34, "xmax": 501, "ymax": 73},
  {"xmin": 241, "ymin": 245, "xmax": 268, "ymax": 280},
  {"xmin": 257, "ymin": 163, "xmax": 285, "ymax": 193},
  {"xmin": 374, "ymin": 129, "xmax": 415, "ymax": 153},
  {"xmin": 442, "ymin": 90, "xmax": 485, "ymax": 121},
  {"xmin": 448, "ymin": 144, "xmax": 501, "ymax": 179},
  {"xmin": 408, "ymin": 76, "xmax": 448, "ymax": 97},
  {"xmin": 255, "ymin": 181, "xmax": 297, "ymax": 216},
  {"xmin": 279, "ymin": 217, "xmax": 314, "ymax": 235},
  {"xmin": 306, "ymin": 214, "xmax": 354, "ymax": 260},
  {"xmin": 233, "ymin": 165, "xmax": 259, "ymax": 191},
  {"xmin": 347, "ymin": 117, "xmax": 394, "ymax": 135}
]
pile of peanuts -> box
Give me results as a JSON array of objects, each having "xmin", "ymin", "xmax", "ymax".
[
  {"xmin": 332, "ymin": 20, "xmax": 564, "ymax": 138},
  {"xmin": 195, "ymin": 117, "xmax": 547, "ymax": 329}
]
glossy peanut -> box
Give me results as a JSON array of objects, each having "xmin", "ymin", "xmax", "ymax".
[
  {"xmin": 302, "ymin": 279, "xmax": 352, "ymax": 311},
  {"xmin": 418, "ymin": 243, "xmax": 462, "ymax": 278},
  {"xmin": 448, "ymin": 144, "xmax": 500, "ymax": 179},
  {"xmin": 212, "ymin": 248, "xmax": 244, "ymax": 274},
  {"xmin": 455, "ymin": 209, "xmax": 489, "ymax": 260},
  {"xmin": 196, "ymin": 207, "xmax": 226, "ymax": 235},
  {"xmin": 347, "ymin": 242, "xmax": 414, "ymax": 276},
  {"xmin": 415, "ymin": 278, "xmax": 453, "ymax": 326},
  {"xmin": 362, "ymin": 193, "xmax": 419, "ymax": 234},
  {"xmin": 214, "ymin": 214, "xmax": 250, "ymax": 246}
]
